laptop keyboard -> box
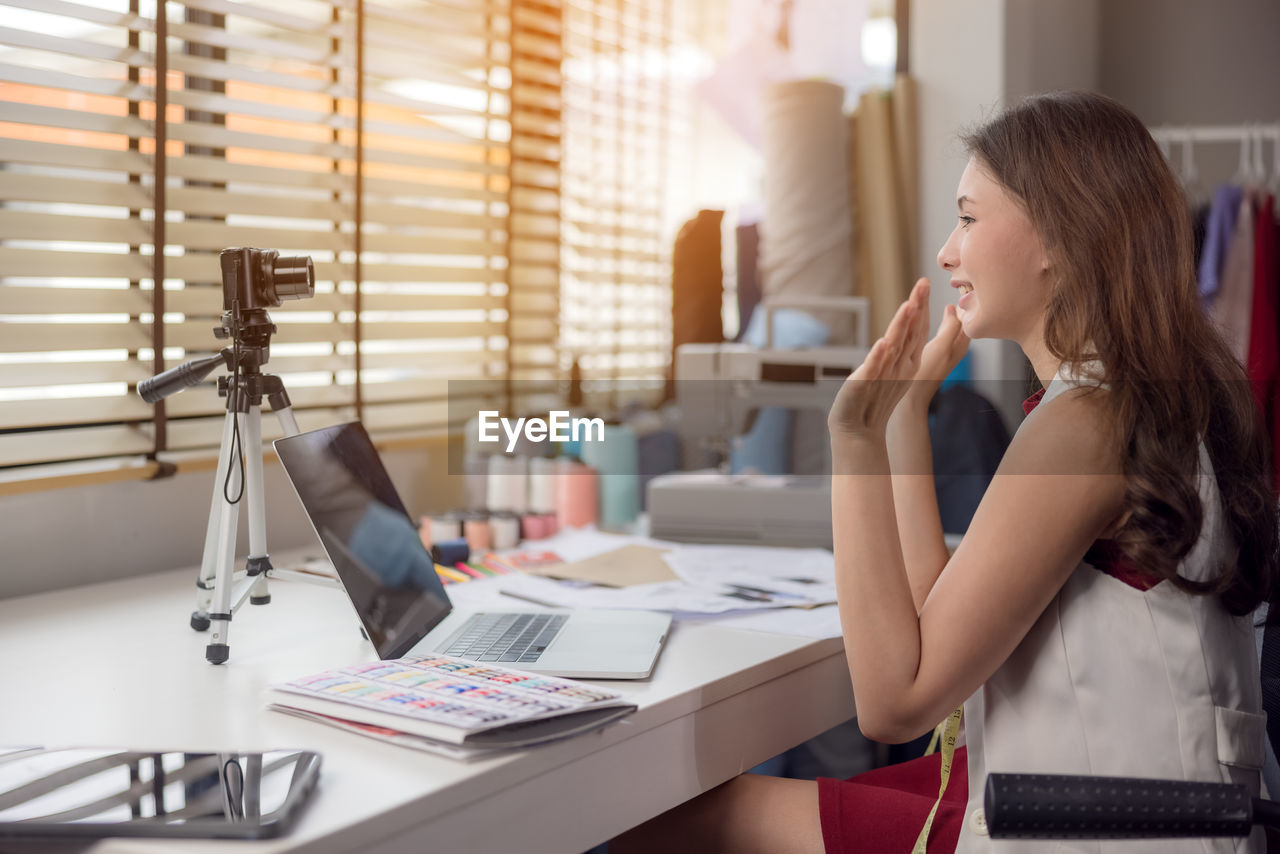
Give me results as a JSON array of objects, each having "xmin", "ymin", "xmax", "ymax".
[{"xmin": 443, "ymin": 613, "xmax": 569, "ymax": 664}]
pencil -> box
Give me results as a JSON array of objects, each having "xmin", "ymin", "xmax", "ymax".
[
  {"xmin": 455, "ymin": 562, "xmax": 486, "ymax": 579},
  {"xmin": 434, "ymin": 563, "xmax": 468, "ymax": 583}
]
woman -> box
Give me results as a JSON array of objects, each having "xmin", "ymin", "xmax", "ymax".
[{"xmin": 615, "ymin": 91, "xmax": 1278, "ymax": 853}]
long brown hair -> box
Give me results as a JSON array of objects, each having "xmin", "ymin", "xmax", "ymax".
[{"xmin": 963, "ymin": 90, "xmax": 1276, "ymax": 615}]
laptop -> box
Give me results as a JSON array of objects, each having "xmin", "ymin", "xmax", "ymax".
[{"xmin": 273, "ymin": 422, "xmax": 671, "ymax": 679}]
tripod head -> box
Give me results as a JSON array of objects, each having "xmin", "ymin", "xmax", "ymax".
[{"xmin": 138, "ymin": 248, "xmax": 314, "ymax": 404}]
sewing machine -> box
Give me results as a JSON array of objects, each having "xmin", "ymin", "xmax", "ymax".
[{"xmin": 647, "ymin": 297, "xmax": 870, "ymax": 548}]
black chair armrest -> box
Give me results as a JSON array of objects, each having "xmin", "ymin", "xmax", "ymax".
[{"xmin": 985, "ymin": 772, "xmax": 1258, "ymax": 839}]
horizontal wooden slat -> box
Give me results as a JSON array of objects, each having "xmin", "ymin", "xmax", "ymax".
[
  {"xmin": 0, "ymin": 285, "xmax": 153, "ymax": 314},
  {"xmin": 355, "ymin": 263, "xmax": 504, "ymax": 284},
  {"xmin": 4, "ymin": 0, "xmax": 146, "ymax": 29},
  {"xmin": 0, "ymin": 26, "xmax": 151, "ymax": 68},
  {"xmin": 0, "ymin": 321, "xmax": 151, "ymax": 352},
  {"xmin": 0, "ymin": 139, "xmax": 151, "ymax": 175},
  {"xmin": 0, "ymin": 172, "xmax": 151, "ymax": 210},
  {"xmin": 169, "ymin": 152, "xmax": 349, "ymax": 193},
  {"xmin": 164, "ymin": 320, "xmax": 352, "ymax": 349},
  {"xmin": 164, "ymin": 381, "xmax": 355, "ymax": 417},
  {"xmin": 360, "ymin": 232, "xmax": 505, "ymax": 257},
  {"xmin": 166, "ymin": 222, "xmax": 350, "ymax": 256},
  {"xmin": 178, "ymin": 0, "xmax": 341, "ymax": 37},
  {"xmin": 0, "ymin": 60, "xmax": 150, "ymax": 102},
  {"xmin": 0, "ymin": 393, "xmax": 152, "ymax": 429},
  {"xmin": 0, "ymin": 212, "xmax": 151, "ymax": 247},
  {"xmin": 356, "ymin": 321, "xmax": 502, "ymax": 341},
  {"xmin": 165, "ymin": 19, "xmax": 339, "ymax": 67},
  {"xmin": 360, "ymin": 399, "xmax": 453, "ymax": 433},
  {"xmin": 166, "ymin": 52, "xmax": 345, "ymax": 98},
  {"xmin": 0, "ymin": 358, "xmax": 150, "ymax": 388},
  {"xmin": 0, "ymin": 248, "xmax": 151, "ymax": 280},
  {"xmin": 167, "ymin": 88, "xmax": 346, "ymax": 131},
  {"xmin": 161, "ymin": 288, "xmax": 350, "ymax": 315},
  {"xmin": 1, "ymin": 101, "xmax": 153, "ymax": 140},
  {"xmin": 163, "ymin": 408, "xmax": 357, "ymax": 451},
  {"xmin": 364, "ymin": 0, "xmax": 504, "ymax": 37},
  {"xmin": 167, "ymin": 122, "xmax": 350, "ymax": 162},
  {"xmin": 0, "ymin": 423, "xmax": 154, "ymax": 467}
]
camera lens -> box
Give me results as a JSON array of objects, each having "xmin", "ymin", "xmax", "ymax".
[{"xmin": 269, "ymin": 256, "xmax": 314, "ymax": 302}]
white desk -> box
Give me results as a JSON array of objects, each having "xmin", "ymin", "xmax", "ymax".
[{"xmin": 0, "ymin": 555, "xmax": 855, "ymax": 854}]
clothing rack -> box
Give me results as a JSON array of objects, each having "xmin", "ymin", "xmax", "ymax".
[
  {"xmin": 1149, "ymin": 123, "xmax": 1280, "ymax": 187},
  {"xmin": 1150, "ymin": 123, "xmax": 1280, "ymax": 145}
]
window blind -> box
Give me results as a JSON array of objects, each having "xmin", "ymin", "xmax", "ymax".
[
  {"xmin": 0, "ymin": 0, "xmax": 564, "ymax": 468},
  {"xmin": 560, "ymin": 0, "xmax": 687, "ymax": 412}
]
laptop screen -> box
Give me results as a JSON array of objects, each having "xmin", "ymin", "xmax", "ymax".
[{"xmin": 274, "ymin": 421, "xmax": 451, "ymax": 659}]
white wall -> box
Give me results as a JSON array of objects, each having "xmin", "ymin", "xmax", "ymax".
[
  {"xmin": 1098, "ymin": 0, "xmax": 1280, "ymax": 188},
  {"xmin": 0, "ymin": 445, "xmax": 459, "ymax": 600},
  {"xmin": 912, "ymin": 0, "xmax": 1100, "ymax": 430}
]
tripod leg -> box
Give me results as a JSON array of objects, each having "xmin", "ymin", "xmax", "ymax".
[
  {"xmin": 192, "ymin": 409, "xmax": 239, "ymax": 632},
  {"xmin": 206, "ymin": 409, "xmax": 246, "ymax": 665},
  {"xmin": 273, "ymin": 404, "xmax": 300, "ymax": 439},
  {"xmin": 243, "ymin": 407, "xmax": 273, "ymax": 605}
]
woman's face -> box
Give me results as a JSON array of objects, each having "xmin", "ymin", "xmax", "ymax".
[{"xmin": 936, "ymin": 158, "xmax": 1051, "ymax": 343}]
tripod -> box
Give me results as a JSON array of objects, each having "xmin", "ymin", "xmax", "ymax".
[
  {"xmin": 191, "ymin": 361, "xmax": 301, "ymax": 664},
  {"xmin": 138, "ymin": 247, "xmax": 325, "ymax": 663}
]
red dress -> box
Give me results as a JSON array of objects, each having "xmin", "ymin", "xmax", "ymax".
[{"xmin": 817, "ymin": 387, "xmax": 1155, "ymax": 853}]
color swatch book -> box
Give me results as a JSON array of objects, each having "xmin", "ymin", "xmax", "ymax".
[{"xmin": 266, "ymin": 654, "xmax": 636, "ymax": 760}]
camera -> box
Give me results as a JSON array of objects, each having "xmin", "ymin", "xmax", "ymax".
[
  {"xmin": 220, "ymin": 247, "xmax": 315, "ymax": 312},
  {"xmin": 137, "ymin": 247, "xmax": 315, "ymax": 404}
]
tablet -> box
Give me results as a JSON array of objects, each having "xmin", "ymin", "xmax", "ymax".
[{"xmin": 0, "ymin": 747, "xmax": 321, "ymax": 840}]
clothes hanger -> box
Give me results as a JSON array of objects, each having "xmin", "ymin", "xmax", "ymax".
[
  {"xmin": 1250, "ymin": 125, "xmax": 1266, "ymax": 188},
  {"xmin": 1269, "ymin": 127, "xmax": 1280, "ymax": 195},
  {"xmin": 1231, "ymin": 130, "xmax": 1252, "ymax": 189},
  {"xmin": 1180, "ymin": 129, "xmax": 1205, "ymax": 206}
]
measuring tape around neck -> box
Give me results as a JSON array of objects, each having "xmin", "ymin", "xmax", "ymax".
[{"xmin": 911, "ymin": 705, "xmax": 964, "ymax": 853}]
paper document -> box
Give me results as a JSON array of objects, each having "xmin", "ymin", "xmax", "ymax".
[{"xmin": 661, "ymin": 544, "xmax": 838, "ymax": 607}]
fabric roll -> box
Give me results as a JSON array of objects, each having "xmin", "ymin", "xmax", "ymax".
[
  {"xmin": 891, "ymin": 73, "xmax": 919, "ymax": 274},
  {"xmin": 759, "ymin": 79, "xmax": 856, "ymax": 343},
  {"xmin": 486, "ymin": 454, "xmax": 528, "ymax": 514},
  {"xmin": 853, "ymin": 87, "xmax": 910, "ymax": 339},
  {"xmin": 554, "ymin": 459, "xmax": 598, "ymax": 528},
  {"xmin": 579, "ymin": 424, "xmax": 639, "ymax": 531},
  {"xmin": 669, "ymin": 209, "xmax": 725, "ymax": 392},
  {"xmin": 735, "ymin": 222, "xmax": 763, "ymax": 341},
  {"xmin": 527, "ymin": 456, "xmax": 558, "ymax": 514},
  {"xmin": 463, "ymin": 452, "xmax": 488, "ymax": 510}
]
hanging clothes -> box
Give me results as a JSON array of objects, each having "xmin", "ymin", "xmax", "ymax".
[
  {"xmin": 1209, "ymin": 190, "xmax": 1257, "ymax": 366},
  {"xmin": 1247, "ymin": 192, "xmax": 1279, "ymax": 485},
  {"xmin": 1199, "ymin": 184, "xmax": 1244, "ymax": 307}
]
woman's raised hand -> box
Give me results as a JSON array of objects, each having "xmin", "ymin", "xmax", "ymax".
[{"xmin": 828, "ymin": 278, "xmax": 969, "ymax": 441}]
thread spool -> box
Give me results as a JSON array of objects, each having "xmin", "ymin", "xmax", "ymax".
[
  {"xmin": 555, "ymin": 459, "xmax": 598, "ymax": 528},
  {"xmin": 579, "ymin": 423, "xmax": 639, "ymax": 531},
  {"xmin": 527, "ymin": 456, "xmax": 558, "ymax": 514},
  {"xmin": 463, "ymin": 452, "xmax": 489, "ymax": 510},
  {"xmin": 431, "ymin": 538, "xmax": 470, "ymax": 566},
  {"xmin": 486, "ymin": 454, "xmax": 528, "ymax": 514},
  {"xmin": 520, "ymin": 513, "xmax": 554, "ymax": 540},
  {"xmin": 463, "ymin": 511, "xmax": 492, "ymax": 553},
  {"xmin": 490, "ymin": 511, "xmax": 521, "ymax": 550},
  {"xmin": 429, "ymin": 512, "xmax": 464, "ymax": 543}
]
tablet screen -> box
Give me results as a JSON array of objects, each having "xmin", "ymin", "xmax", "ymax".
[{"xmin": 0, "ymin": 747, "xmax": 320, "ymax": 840}]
